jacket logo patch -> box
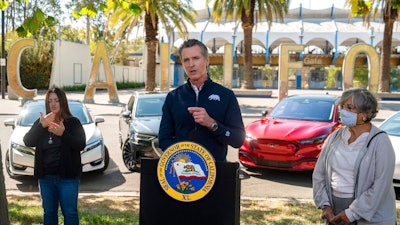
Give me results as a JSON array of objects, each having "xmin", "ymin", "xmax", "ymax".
[
  {"xmin": 208, "ymin": 94, "xmax": 220, "ymax": 101},
  {"xmin": 225, "ymin": 131, "xmax": 230, "ymax": 137}
]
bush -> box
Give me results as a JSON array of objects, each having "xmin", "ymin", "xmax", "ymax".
[
  {"xmin": 20, "ymin": 41, "xmax": 53, "ymax": 89},
  {"xmin": 60, "ymin": 82, "xmax": 145, "ymax": 91}
]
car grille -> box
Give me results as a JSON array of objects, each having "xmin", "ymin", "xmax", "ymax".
[
  {"xmin": 250, "ymin": 139, "xmax": 298, "ymax": 155},
  {"xmin": 251, "ymin": 155, "xmax": 316, "ymax": 168}
]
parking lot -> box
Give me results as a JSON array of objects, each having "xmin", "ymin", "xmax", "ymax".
[{"xmin": 1, "ymin": 88, "xmax": 400, "ymax": 200}]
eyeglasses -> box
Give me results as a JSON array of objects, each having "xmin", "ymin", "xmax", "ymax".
[{"xmin": 342, "ymin": 104, "xmax": 356, "ymax": 111}]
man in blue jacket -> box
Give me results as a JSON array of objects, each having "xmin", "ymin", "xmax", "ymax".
[{"xmin": 158, "ymin": 39, "xmax": 245, "ymax": 161}]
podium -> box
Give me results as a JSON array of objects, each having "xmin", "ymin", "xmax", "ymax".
[{"xmin": 139, "ymin": 159, "xmax": 241, "ymax": 225}]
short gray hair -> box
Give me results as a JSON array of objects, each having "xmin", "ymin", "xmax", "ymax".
[
  {"xmin": 338, "ymin": 88, "xmax": 378, "ymax": 122},
  {"xmin": 178, "ymin": 39, "xmax": 209, "ymax": 59}
]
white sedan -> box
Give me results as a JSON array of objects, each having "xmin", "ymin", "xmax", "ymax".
[
  {"xmin": 4, "ymin": 99, "xmax": 109, "ymax": 177},
  {"xmin": 378, "ymin": 111, "xmax": 400, "ymax": 187}
]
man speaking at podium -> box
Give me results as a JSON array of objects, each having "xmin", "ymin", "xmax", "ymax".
[{"xmin": 158, "ymin": 39, "xmax": 245, "ymax": 161}]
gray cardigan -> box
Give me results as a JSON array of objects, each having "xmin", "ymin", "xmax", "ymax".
[{"xmin": 313, "ymin": 125, "xmax": 397, "ymax": 225}]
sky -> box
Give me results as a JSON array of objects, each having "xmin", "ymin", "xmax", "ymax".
[{"xmin": 193, "ymin": 0, "xmax": 348, "ymax": 10}]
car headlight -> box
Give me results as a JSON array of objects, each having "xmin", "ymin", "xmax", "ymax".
[
  {"xmin": 132, "ymin": 132, "xmax": 156, "ymax": 142},
  {"xmin": 82, "ymin": 139, "xmax": 103, "ymax": 154},
  {"xmin": 245, "ymin": 133, "xmax": 256, "ymax": 140},
  {"xmin": 296, "ymin": 135, "xmax": 327, "ymax": 145},
  {"xmin": 11, "ymin": 142, "xmax": 35, "ymax": 156}
]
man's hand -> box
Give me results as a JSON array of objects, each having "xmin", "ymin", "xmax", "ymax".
[{"xmin": 188, "ymin": 107, "xmax": 214, "ymax": 128}]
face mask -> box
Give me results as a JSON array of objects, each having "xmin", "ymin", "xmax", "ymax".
[{"xmin": 340, "ymin": 109, "xmax": 357, "ymax": 127}]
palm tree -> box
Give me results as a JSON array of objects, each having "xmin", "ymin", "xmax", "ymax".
[
  {"xmin": 208, "ymin": 0, "xmax": 289, "ymax": 89},
  {"xmin": 347, "ymin": 0, "xmax": 398, "ymax": 92},
  {"xmin": 68, "ymin": 0, "xmax": 107, "ymax": 46},
  {"xmin": 106, "ymin": 0, "xmax": 196, "ymax": 91}
]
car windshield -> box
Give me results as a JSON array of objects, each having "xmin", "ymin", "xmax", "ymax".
[
  {"xmin": 19, "ymin": 101, "xmax": 92, "ymax": 126},
  {"xmin": 380, "ymin": 113, "xmax": 400, "ymax": 136},
  {"xmin": 70, "ymin": 103, "xmax": 92, "ymax": 125},
  {"xmin": 268, "ymin": 97, "xmax": 335, "ymax": 122},
  {"xmin": 135, "ymin": 96, "xmax": 165, "ymax": 117},
  {"xmin": 19, "ymin": 104, "xmax": 45, "ymax": 126}
]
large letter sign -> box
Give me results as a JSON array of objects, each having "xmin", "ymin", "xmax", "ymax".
[
  {"xmin": 5, "ymin": 39, "xmax": 382, "ymax": 102},
  {"xmin": 278, "ymin": 44, "xmax": 304, "ymax": 100},
  {"xmin": 83, "ymin": 41, "xmax": 119, "ymax": 103},
  {"xmin": 7, "ymin": 39, "xmax": 37, "ymax": 99},
  {"xmin": 7, "ymin": 39, "xmax": 119, "ymax": 103},
  {"xmin": 342, "ymin": 43, "xmax": 379, "ymax": 94}
]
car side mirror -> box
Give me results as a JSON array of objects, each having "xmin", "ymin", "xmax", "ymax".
[
  {"xmin": 4, "ymin": 118, "xmax": 16, "ymax": 129},
  {"xmin": 121, "ymin": 110, "xmax": 131, "ymax": 119},
  {"xmin": 261, "ymin": 110, "xmax": 268, "ymax": 117},
  {"xmin": 94, "ymin": 116, "xmax": 105, "ymax": 126}
]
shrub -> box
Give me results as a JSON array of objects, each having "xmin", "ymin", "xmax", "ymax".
[{"xmin": 19, "ymin": 41, "xmax": 53, "ymax": 89}]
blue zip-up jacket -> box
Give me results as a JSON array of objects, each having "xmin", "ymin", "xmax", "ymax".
[{"xmin": 158, "ymin": 78, "xmax": 245, "ymax": 161}]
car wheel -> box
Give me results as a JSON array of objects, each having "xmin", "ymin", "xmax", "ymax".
[
  {"xmin": 122, "ymin": 140, "xmax": 140, "ymax": 172},
  {"xmin": 95, "ymin": 146, "xmax": 110, "ymax": 173},
  {"xmin": 5, "ymin": 150, "xmax": 18, "ymax": 178}
]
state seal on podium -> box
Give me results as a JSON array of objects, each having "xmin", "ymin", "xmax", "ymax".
[{"xmin": 157, "ymin": 141, "xmax": 217, "ymax": 202}]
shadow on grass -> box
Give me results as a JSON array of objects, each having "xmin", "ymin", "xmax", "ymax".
[
  {"xmin": 8, "ymin": 195, "xmax": 140, "ymax": 225},
  {"xmin": 240, "ymin": 200, "xmax": 324, "ymax": 225},
  {"xmin": 8, "ymin": 195, "xmax": 400, "ymax": 225}
]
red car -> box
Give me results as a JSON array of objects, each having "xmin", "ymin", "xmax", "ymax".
[{"xmin": 239, "ymin": 94, "xmax": 342, "ymax": 171}]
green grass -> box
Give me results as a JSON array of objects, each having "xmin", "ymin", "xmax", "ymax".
[
  {"xmin": 6, "ymin": 195, "xmax": 400, "ymax": 225},
  {"xmin": 7, "ymin": 195, "xmax": 139, "ymax": 225}
]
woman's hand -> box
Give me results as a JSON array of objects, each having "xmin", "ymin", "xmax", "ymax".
[
  {"xmin": 330, "ymin": 211, "xmax": 351, "ymax": 225},
  {"xmin": 321, "ymin": 206, "xmax": 335, "ymax": 223},
  {"xmin": 48, "ymin": 121, "xmax": 65, "ymax": 136},
  {"xmin": 39, "ymin": 112, "xmax": 55, "ymax": 128}
]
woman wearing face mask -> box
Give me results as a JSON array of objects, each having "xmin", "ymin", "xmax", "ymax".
[{"xmin": 313, "ymin": 88, "xmax": 396, "ymax": 225}]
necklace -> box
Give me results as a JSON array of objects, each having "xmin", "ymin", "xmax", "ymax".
[{"xmin": 48, "ymin": 133, "xmax": 53, "ymax": 145}]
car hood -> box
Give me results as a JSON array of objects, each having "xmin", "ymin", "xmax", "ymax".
[
  {"xmin": 246, "ymin": 118, "xmax": 335, "ymax": 141},
  {"xmin": 388, "ymin": 134, "xmax": 400, "ymax": 180},
  {"xmin": 131, "ymin": 117, "xmax": 161, "ymax": 135},
  {"xmin": 9, "ymin": 124, "xmax": 101, "ymax": 146}
]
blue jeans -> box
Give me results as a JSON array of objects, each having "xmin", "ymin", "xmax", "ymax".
[{"xmin": 38, "ymin": 175, "xmax": 80, "ymax": 225}]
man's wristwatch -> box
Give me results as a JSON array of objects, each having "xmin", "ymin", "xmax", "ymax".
[{"xmin": 210, "ymin": 121, "xmax": 218, "ymax": 131}]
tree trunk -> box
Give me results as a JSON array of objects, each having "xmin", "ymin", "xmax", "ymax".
[
  {"xmin": 0, "ymin": 151, "xmax": 10, "ymax": 225},
  {"xmin": 145, "ymin": 40, "xmax": 158, "ymax": 91},
  {"xmin": 86, "ymin": 15, "xmax": 90, "ymax": 45},
  {"xmin": 241, "ymin": 3, "xmax": 255, "ymax": 90},
  {"xmin": 144, "ymin": 12, "xmax": 158, "ymax": 91},
  {"xmin": 379, "ymin": 6, "xmax": 397, "ymax": 93}
]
